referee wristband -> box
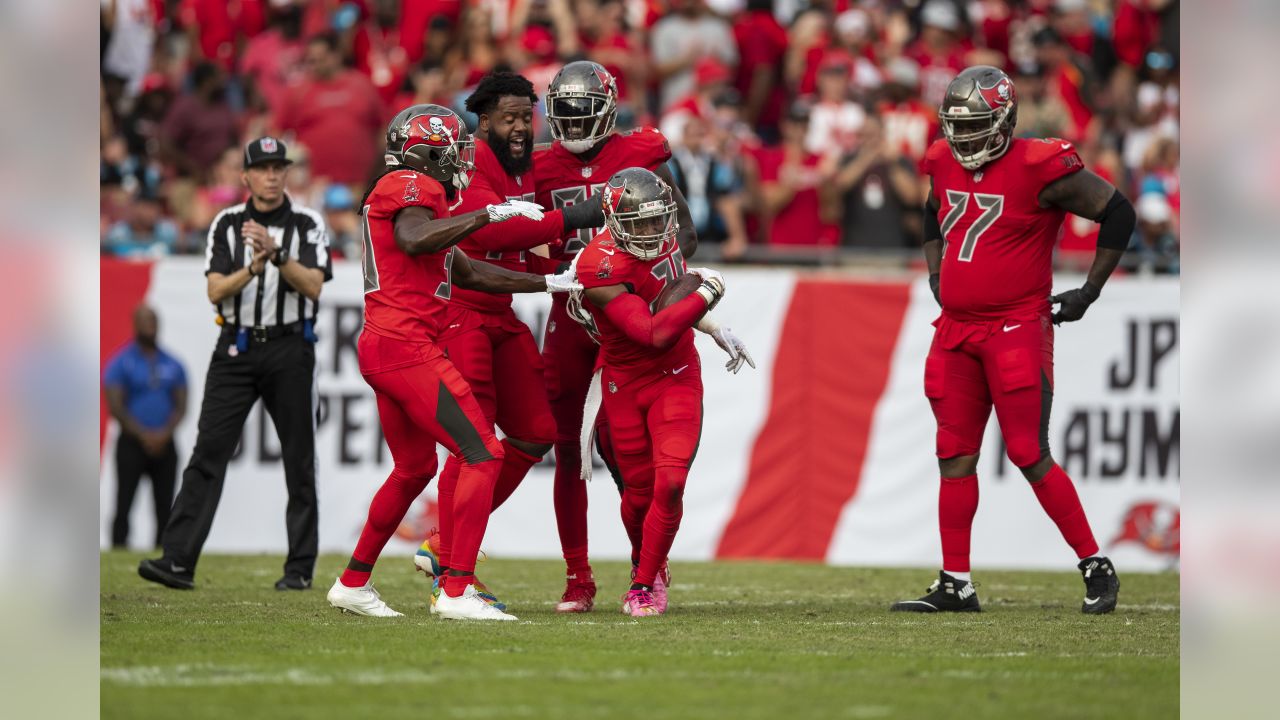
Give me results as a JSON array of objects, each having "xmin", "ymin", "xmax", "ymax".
[{"xmin": 271, "ymin": 247, "xmax": 287, "ymax": 266}]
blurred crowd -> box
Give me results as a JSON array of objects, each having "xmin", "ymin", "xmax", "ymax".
[{"xmin": 100, "ymin": 0, "xmax": 1179, "ymax": 272}]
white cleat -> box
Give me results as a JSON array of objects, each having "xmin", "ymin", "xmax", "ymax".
[
  {"xmin": 326, "ymin": 578, "xmax": 403, "ymax": 617},
  {"xmin": 434, "ymin": 584, "xmax": 517, "ymax": 621}
]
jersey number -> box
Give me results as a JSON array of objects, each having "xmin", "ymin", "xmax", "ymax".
[
  {"xmin": 360, "ymin": 205, "xmax": 379, "ymax": 293},
  {"xmin": 435, "ymin": 247, "xmax": 455, "ymax": 300},
  {"xmin": 941, "ymin": 191, "xmax": 1005, "ymax": 262},
  {"xmin": 647, "ymin": 248, "xmax": 686, "ymax": 311},
  {"xmin": 550, "ymin": 184, "xmax": 606, "ymax": 254}
]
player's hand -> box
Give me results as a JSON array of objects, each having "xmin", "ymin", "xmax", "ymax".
[
  {"xmin": 688, "ymin": 267, "xmax": 726, "ymax": 310},
  {"xmin": 1050, "ymin": 283, "xmax": 1101, "ymax": 325},
  {"xmin": 487, "ymin": 199, "xmax": 544, "ymax": 223},
  {"xmin": 544, "ymin": 268, "xmax": 581, "ymax": 294},
  {"xmin": 929, "ymin": 273, "xmax": 941, "ymax": 306},
  {"xmin": 710, "ymin": 326, "xmax": 756, "ymax": 374},
  {"xmin": 249, "ymin": 244, "xmax": 271, "ymax": 276},
  {"xmin": 242, "ymin": 220, "xmax": 274, "ymax": 252}
]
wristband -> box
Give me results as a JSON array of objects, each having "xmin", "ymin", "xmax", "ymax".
[{"xmin": 271, "ymin": 247, "xmax": 287, "ymax": 266}]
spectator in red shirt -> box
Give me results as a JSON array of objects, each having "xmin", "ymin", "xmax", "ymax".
[
  {"xmin": 351, "ymin": 0, "xmax": 417, "ymax": 106},
  {"xmin": 180, "ymin": 0, "xmax": 266, "ymax": 71},
  {"xmin": 1113, "ymin": 0, "xmax": 1166, "ymax": 68},
  {"xmin": 733, "ymin": 0, "xmax": 788, "ymax": 142},
  {"xmin": 276, "ymin": 33, "xmax": 385, "ymax": 187},
  {"xmin": 1033, "ymin": 26, "xmax": 1100, "ymax": 143},
  {"xmin": 159, "ymin": 62, "xmax": 239, "ymax": 182},
  {"xmin": 755, "ymin": 101, "xmax": 839, "ymax": 247},
  {"xmin": 904, "ymin": 0, "xmax": 971, "ymax": 107},
  {"xmin": 805, "ymin": 52, "xmax": 866, "ymax": 158},
  {"xmin": 876, "ymin": 57, "xmax": 938, "ymax": 167},
  {"xmin": 241, "ymin": 2, "xmax": 307, "ymax": 115},
  {"xmin": 661, "ymin": 57, "xmax": 733, "ymax": 147},
  {"xmin": 583, "ymin": 0, "xmax": 642, "ymax": 106}
]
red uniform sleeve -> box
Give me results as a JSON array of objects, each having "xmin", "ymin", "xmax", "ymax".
[
  {"xmin": 601, "ymin": 292, "xmax": 706, "ymax": 350},
  {"xmin": 921, "ymin": 138, "xmax": 951, "ymax": 178},
  {"xmin": 369, "ymin": 171, "xmax": 447, "ymax": 220},
  {"xmin": 575, "ymin": 242, "xmax": 614, "ymax": 290},
  {"xmin": 1025, "ymin": 138, "xmax": 1085, "ymax": 193},
  {"xmin": 628, "ymin": 126, "xmax": 673, "ymax": 169},
  {"xmin": 454, "ymin": 169, "xmax": 566, "ymax": 252}
]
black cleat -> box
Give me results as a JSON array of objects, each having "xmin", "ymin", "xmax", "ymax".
[
  {"xmin": 275, "ymin": 575, "xmax": 313, "ymax": 591},
  {"xmin": 138, "ymin": 558, "xmax": 195, "ymax": 590},
  {"xmin": 890, "ymin": 571, "xmax": 981, "ymax": 613},
  {"xmin": 1078, "ymin": 556, "xmax": 1120, "ymax": 614}
]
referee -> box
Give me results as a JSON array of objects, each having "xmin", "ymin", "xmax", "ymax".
[{"xmin": 140, "ymin": 136, "xmax": 332, "ymax": 591}]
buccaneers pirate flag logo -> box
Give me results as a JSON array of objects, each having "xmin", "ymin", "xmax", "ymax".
[{"xmin": 1111, "ymin": 500, "xmax": 1180, "ymax": 557}]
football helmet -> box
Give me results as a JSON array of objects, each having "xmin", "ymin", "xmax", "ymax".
[
  {"xmin": 600, "ymin": 167, "xmax": 677, "ymax": 261},
  {"xmin": 938, "ymin": 66, "xmax": 1018, "ymax": 170},
  {"xmin": 384, "ymin": 104, "xmax": 476, "ymax": 191},
  {"xmin": 546, "ymin": 61, "xmax": 619, "ymax": 154}
]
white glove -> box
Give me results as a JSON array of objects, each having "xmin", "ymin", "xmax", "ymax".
[
  {"xmin": 696, "ymin": 315, "xmax": 756, "ymax": 374},
  {"xmin": 687, "ymin": 267, "xmax": 726, "ymax": 309},
  {"xmin": 544, "ymin": 268, "xmax": 581, "ymax": 293},
  {"xmin": 486, "ymin": 199, "xmax": 544, "ymax": 223}
]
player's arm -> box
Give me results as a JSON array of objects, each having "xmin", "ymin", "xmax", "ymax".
[
  {"xmin": 584, "ymin": 275, "xmax": 724, "ymax": 350},
  {"xmin": 654, "ymin": 163, "xmax": 699, "ymax": 258},
  {"xmin": 1038, "ymin": 168, "xmax": 1136, "ymax": 324},
  {"xmin": 393, "ymin": 200, "xmax": 545, "ymax": 256},
  {"xmin": 922, "ymin": 178, "xmax": 943, "ymax": 305},
  {"xmin": 105, "ymin": 385, "xmax": 147, "ymax": 440},
  {"xmin": 207, "ymin": 244, "xmax": 272, "ymax": 304},
  {"xmin": 457, "ymin": 176, "xmax": 600, "ymax": 253},
  {"xmin": 451, "ymin": 248, "xmax": 579, "ymax": 295}
]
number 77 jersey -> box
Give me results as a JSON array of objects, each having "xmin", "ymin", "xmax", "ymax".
[{"xmin": 923, "ymin": 136, "xmax": 1085, "ymax": 321}]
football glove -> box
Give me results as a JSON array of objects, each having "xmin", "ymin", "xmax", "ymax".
[
  {"xmin": 695, "ymin": 315, "xmax": 756, "ymax": 374},
  {"xmin": 688, "ymin": 267, "xmax": 726, "ymax": 310},
  {"xmin": 1050, "ymin": 282, "xmax": 1101, "ymax": 325},
  {"xmin": 544, "ymin": 268, "xmax": 581, "ymax": 294},
  {"xmin": 486, "ymin": 199, "xmax": 544, "ymax": 223}
]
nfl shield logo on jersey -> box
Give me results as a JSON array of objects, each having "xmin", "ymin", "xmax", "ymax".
[{"xmin": 581, "ymin": 167, "xmax": 594, "ymax": 178}]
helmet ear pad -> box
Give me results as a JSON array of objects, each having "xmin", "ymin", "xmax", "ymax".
[{"xmin": 403, "ymin": 144, "xmax": 445, "ymax": 180}]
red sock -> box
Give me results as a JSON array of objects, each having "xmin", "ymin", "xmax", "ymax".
[
  {"xmin": 553, "ymin": 440, "xmax": 592, "ymax": 570},
  {"xmin": 938, "ymin": 474, "xmax": 979, "ymax": 573},
  {"xmin": 444, "ymin": 572, "xmax": 473, "ymax": 598},
  {"xmin": 340, "ymin": 468, "xmax": 431, "ymax": 587},
  {"xmin": 490, "ymin": 439, "xmax": 540, "ymax": 511},
  {"xmin": 447, "ymin": 455, "xmax": 500, "ymax": 573},
  {"xmin": 436, "ymin": 457, "xmax": 460, "ymax": 571},
  {"xmin": 635, "ymin": 467, "xmax": 686, "ymax": 587},
  {"xmin": 563, "ymin": 547, "xmax": 592, "ymax": 581},
  {"xmin": 1032, "ymin": 463, "xmax": 1100, "ymax": 559}
]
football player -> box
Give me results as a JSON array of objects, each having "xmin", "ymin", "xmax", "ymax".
[
  {"xmin": 891, "ymin": 67, "xmax": 1134, "ymax": 614},
  {"xmin": 571, "ymin": 168, "xmax": 728, "ymax": 617},
  {"xmin": 410, "ymin": 73, "xmax": 608, "ymax": 612},
  {"xmin": 533, "ymin": 61, "xmax": 751, "ymax": 613},
  {"xmin": 324, "ymin": 105, "xmax": 578, "ymax": 621}
]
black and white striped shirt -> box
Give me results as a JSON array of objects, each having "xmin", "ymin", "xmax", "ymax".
[{"xmin": 204, "ymin": 196, "xmax": 333, "ymax": 328}]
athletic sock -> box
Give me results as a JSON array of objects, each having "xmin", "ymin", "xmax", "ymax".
[
  {"xmin": 340, "ymin": 469, "xmax": 431, "ymax": 588},
  {"xmin": 447, "ymin": 456, "xmax": 500, "ymax": 574},
  {"xmin": 553, "ymin": 440, "xmax": 591, "ymax": 572},
  {"xmin": 946, "ymin": 571, "xmax": 972, "ymax": 582},
  {"xmin": 635, "ymin": 466, "xmax": 686, "ymax": 587},
  {"xmin": 563, "ymin": 547, "xmax": 592, "ymax": 582},
  {"xmin": 1031, "ymin": 463, "xmax": 1100, "ymax": 559},
  {"xmin": 939, "ymin": 474, "xmax": 979, "ymax": 574},
  {"xmin": 444, "ymin": 571, "xmax": 474, "ymax": 598},
  {"xmin": 436, "ymin": 458, "xmax": 460, "ymax": 570},
  {"xmin": 490, "ymin": 439, "xmax": 541, "ymax": 511},
  {"xmin": 620, "ymin": 484, "xmax": 651, "ymax": 571}
]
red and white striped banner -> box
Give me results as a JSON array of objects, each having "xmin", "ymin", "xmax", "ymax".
[{"xmin": 101, "ymin": 258, "xmax": 1179, "ymax": 571}]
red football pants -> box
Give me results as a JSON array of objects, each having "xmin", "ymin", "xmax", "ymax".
[
  {"xmin": 602, "ymin": 361, "xmax": 703, "ymax": 588},
  {"xmin": 433, "ymin": 305, "xmax": 556, "ymax": 568},
  {"xmin": 360, "ymin": 337, "xmax": 503, "ymax": 574},
  {"xmin": 543, "ymin": 294, "xmax": 608, "ymax": 573},
  {"xmin": 925, "ymin": 313, "xmax": 1054, "ymax": 468}
]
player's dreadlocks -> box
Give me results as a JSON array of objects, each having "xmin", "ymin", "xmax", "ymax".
[{"xmin": 464, "ymin": 71, "xmax": 538, "ymax": 117}]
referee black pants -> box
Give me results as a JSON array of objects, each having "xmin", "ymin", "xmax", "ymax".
[
  {"xmin": 112, "ymin": 434, "xmax": 177, "ymax": 549},
  {"xmin": 162, "ymin": 332, "xmax": 318, "ymax": 580}
]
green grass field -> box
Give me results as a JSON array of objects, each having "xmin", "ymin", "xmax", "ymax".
[{"xmin": 101, "ymin": 552, "xmax": 1178, "ymax": 719}]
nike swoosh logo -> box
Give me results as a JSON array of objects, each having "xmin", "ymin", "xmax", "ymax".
[
  {"xmin": 672, "ymin": 365, "xmax": 689, "ymax": 374},
  {"xmin": 171, "ymin": 565, "xmax": 187, "ymax": 573},
  {"xmin": 1003, "ymin": 324, "xmax": 1021, "ymax": 332},
  {"xmin": 599, "ymin": 248, "xmax": 615, "ymax": 256},
  {"xmin": 1084, "ymin": 597, "xmax": 1101, "ymax": 605},
  {"xmin": 1061, "ymin": 143, "xmax": 1072, "ymax": 150}
]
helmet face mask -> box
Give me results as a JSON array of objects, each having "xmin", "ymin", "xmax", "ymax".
[
  {"xmin": 547, "ymin": 61, "xmax": 618, "ymax": 154},
  {"xmin": 601, "ymin": 168, "xmax": 678, "ymax": 261},
  {"xmin": 385, "ymin": 104, "xmax": 476, "ymax": 191},
  {"xmin": 939, "ymin": 66, "xmax": 1018, "ymax": 171}
]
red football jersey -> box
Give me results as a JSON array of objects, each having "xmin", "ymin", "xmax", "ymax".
[
  {"xmin": 923, "ymin": 137, "xmax": 1085, "ymax": 321},
  {"xmin": 448, "ymin": 139, "xmax": 552, "ymax": 314},
  {"xmin": 532, "ymin": 127, "xmax": 672, "ymax": 260},
  {"xmin": 359, "ymin": 169, "xmax": 458, "ymax": 347},
  {"xmin": 573, "ymin": 229, "xmax": 696, "ymax": 381}
]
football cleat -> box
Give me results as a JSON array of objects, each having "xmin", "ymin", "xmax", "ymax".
[
  {"xmin": 326, "ymin": 578, "xmax": 403, "ymax": 617},
  {"xmin": 890, "ymin": 571, "xmax": 982, "ymax": 613},
  {"xmin": 622, "ymin": 588, "xmax": 662, "ymax": 617},
  {"xmin": 1079, "ymin": 556, "xmax": 1121, "ymax": 615},
  {"xmin": 471, "ymin": 576, "xmax": 507, "ymax": 611},
  {"xmin": 556, "ymin": 574, "xmax": 598, "ymax": 613},
  {"xmin": 428, "ymin": 576, "xmax": 441, "ymax": 615},
  {"xmin": 434, "ymin": 584, "xmax": 518, "ymax": 621},
  {"xmin": 652, "ymin": 563, "xmax": 671, "ymax": 614},
  {"xmin": 413, "ymin": 529, "xmax": 443, "ymax": 576}
]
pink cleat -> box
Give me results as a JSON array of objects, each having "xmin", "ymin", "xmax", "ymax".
[
  {"xmin": 652, "ymin": 563, "xmax": 671, "ymax": 613},
  {"xmin": 622, "ymin": 588, "xmax": 662, "ymax": 617}
]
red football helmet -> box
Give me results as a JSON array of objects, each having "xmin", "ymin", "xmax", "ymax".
[{"xmin": 384, "ymin": 104, "xmax": 476, "ymax": 191}]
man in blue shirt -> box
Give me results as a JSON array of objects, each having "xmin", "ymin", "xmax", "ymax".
[{"xmin": 103, "ymin": 305, "xmax": 188, "ymax": 548}]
